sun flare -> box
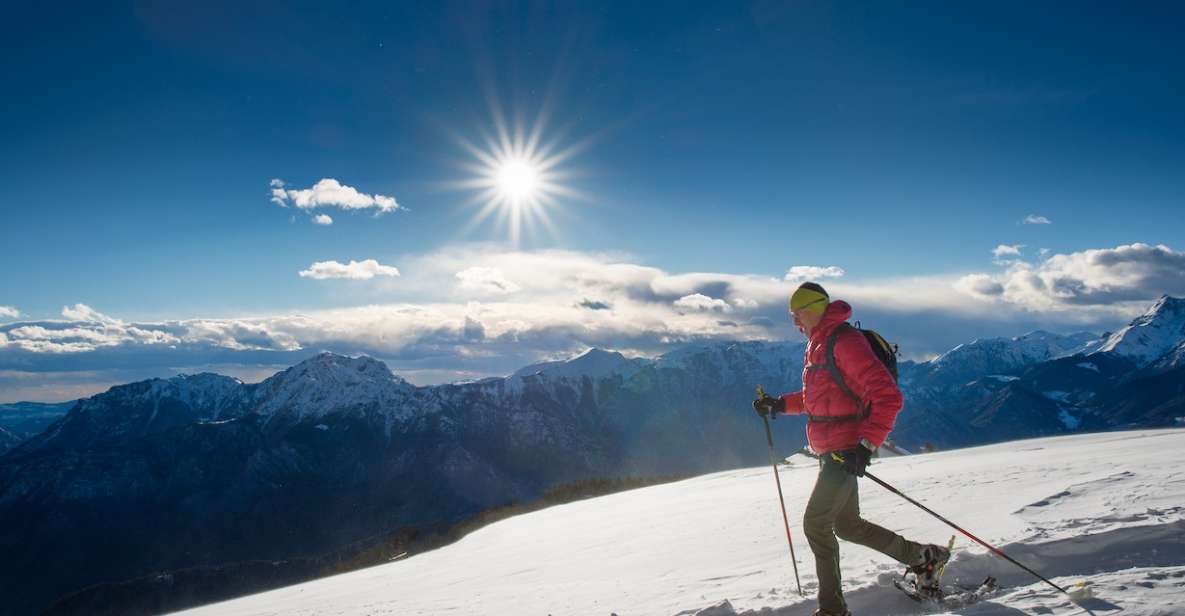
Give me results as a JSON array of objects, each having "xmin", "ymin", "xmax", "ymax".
[{"xmin": 448, "ymin": 105, "xmax": 585, "ymax": 246}]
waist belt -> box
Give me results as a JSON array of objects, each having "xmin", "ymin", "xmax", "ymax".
[{"xmin": 805, "ymin": 408, "xmax": 871, "ymax": 423}]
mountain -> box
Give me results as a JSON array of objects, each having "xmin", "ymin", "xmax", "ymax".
[
  {"xmin": 16, "ymin": 373, "xmax": 247, "ymax": 454},
  {"xmin": 0, "ymin": 426, "xmax": 21, "ymax": 455},
  {"xmin": 173, "ymin": 429, "xmax": 1185, "ymax": 616},
  {"xmin": 512, "ymin": 347, "xmax": 649, "ymax": 381},
  {"xmin": 892, "ymin": 329, "xmax": 1103, "ymax": 447},
  {"xmin": 895, "ymin": 296, "xmax": 1185, "ymax": 448},
  {"xmin": 1092, "ymin": 295, "xmax": 1185, "ymax": 365},
  {"xmin": 5, "ymin": 296, "xmax": 1185, "ymax": 614},
  {"xmin": 0, "ymin": 400, "xmax": 75, "ymax": 439},
  {"xmin": 0, "ymin": 346, "xmax": 807, "ymax": 614},
  {"xmin": 906, "ymin": 329, "xmax": 1100, "ymax": 388}
]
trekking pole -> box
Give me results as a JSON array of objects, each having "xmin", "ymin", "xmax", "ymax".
[
  {"xmin": 830, "ymin": 452, "xmax": 1096, "ymax": 613},
  {"xmin": 756, "ymin": 386, "xmax": 803, "ymax": 596}
]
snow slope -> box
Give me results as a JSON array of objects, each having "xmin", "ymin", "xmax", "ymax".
[{"xmin": 179, "ymin": 429, "xmax": 1185, "ymax": 616}]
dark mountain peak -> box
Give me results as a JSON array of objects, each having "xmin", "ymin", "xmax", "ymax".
[{"xmin": 11, "ymin": 372, "xmax": 249, "ymax": 455}]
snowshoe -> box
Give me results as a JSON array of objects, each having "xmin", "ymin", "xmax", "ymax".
[
  {"xmin": 893, "ymin": 574, "xmax": 1000, "ymax": 607},
  {"xmin": 909, "ymin": 542, "xmax": 952, "ymax": 591}
]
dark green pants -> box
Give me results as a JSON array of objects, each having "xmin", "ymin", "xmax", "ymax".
[{"xmin": 804, "ymin": 455, "xmax": 925, "ymax": 614}]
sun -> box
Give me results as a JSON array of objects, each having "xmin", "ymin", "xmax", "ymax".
[
  {"xmin": 447, "ymin": 104, "xmax": 585, "ymax": 246},
  {"xmin": 496, "ymin": 159, "xmax": 540, "ymax": 203}
]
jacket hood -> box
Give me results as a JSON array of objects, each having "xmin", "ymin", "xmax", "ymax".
[{"xmin": 811, "ymin": 300, "xmax": 852, "ymax": 341}]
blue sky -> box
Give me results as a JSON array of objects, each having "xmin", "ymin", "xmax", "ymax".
[{"xmin": 3, "ymin": 1, "xmax": 1185, "ymax": 401}]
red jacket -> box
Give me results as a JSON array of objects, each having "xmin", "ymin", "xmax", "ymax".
[{"xmin": 778, "ymin": 300, "xmax": 903, "ymax": 454}]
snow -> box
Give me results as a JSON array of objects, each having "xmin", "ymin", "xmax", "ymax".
[
  {"xmin": 1043, "ymin": 390, "xmax": 1071, "ymax": 403},
  {"xmin": 984, "ymin": 375, "xmax": 1019, "ymax": 382},
  {"xmin": 931, "ymin": 330, "xmax": 1099, "ymax": 372},
  {"xmin": 1093, "ymin": 295, "xmax": 1185, "ymax": 366},
  {"xmin": 1057, "ymin": 409, "xmax": 1080, "ymax": 430},
  {"xmin": 251, "ymin": 353, "xmax": 417, "ymax": 422},
  {"xmin": 512, "ymin": 348, "xmax": 648, "ymax": 381},
  {"xmin": 177, "ymin": 429, "xmax": 1185, "ymax": 616},
  {"xmin": 1075, "ymin": 362, "xmax": 1101, "ymax": 373}
]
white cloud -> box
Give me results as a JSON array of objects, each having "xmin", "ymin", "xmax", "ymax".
[
  {"xmin": 954, "ymin": 273, "xmax": 1005, "ymax": 299},
  {"xmin": 4, "ymin": 243, "xmax": 1177, "ymax": 393},
  {"xmin": 674, "ymin": 293, "xmax": 732, "ymax": 313},
  {"xmin": 299, "ymin": 259, "xmax": 401, "ymax": 280},
  {"xmin": 958, "ymin": 243, "xmax": 1185, "ymax": 310},
  {"xmin": 61, "ymin": 303, "xmax": 121, "ymax": 324},
  {"xmin": 992, "ymin": 244, "xmax": 1024, "ymax": 258},
  {"xmin": 455, "ymin": 267, "xmax": 521, "ymax": 294},
  {"xmin": 270, "ymin": 178, "xmax": 287, "ymax": 207},
  {"xmin": 1023, "ymin": 214, "xmax": 1052, "ymax": 225},
  {"xmin": 0, "ymin": 304, "xmax": 182, "ymax": 354},
  {"xmin": 313, "ymin": 214, "xmax": 333, "ymax": 226},
  {"xmin": 270, "ymin": 178, "xmax": 401, "ymax": 214},
  {"xmin": 0, "ymin": 306, "xmax": 18, "ymax": 319},
  {"xmin": 9, "ymin": 326, "xmax": 116, "ymax": 343},
  {"xmin": 784, "ymin": 265, "xmax": 845, "ymax": 282},
  {"xmin": 731, "ymin": 298, "xmax": 758, "ymax": 309}
]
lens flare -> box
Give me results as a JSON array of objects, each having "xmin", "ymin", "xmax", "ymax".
[{"xmin": 447, "ymin": 102, "xmax": 587, "ymax": 246}]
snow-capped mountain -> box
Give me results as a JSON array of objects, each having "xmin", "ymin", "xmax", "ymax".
[
  {"xmin": 4, "ymin": 295, "xmax": 1185, "ymax": 615},
  {"xmin": 1151, "ymin": 338, "xmax": 1185, "ymax": 370},
  {"xmin": 251, "ymin": 352, "xmax": 418, "ymax": 422},
  {"xmin": 1092, "ymin": 295, "xmax": 1185, "ymax": 366},
  {"xmin": 910, "ymin": 329, "xmax": 1100, "ymax": 387},
  {"xmin": 894, "ymin": 296, "xmax": 1185, "ymax": 448},
  {"xmin": 512, "ymin": 348, "xmax": 649, "ymax": 381},
  {"xmin": 17, "ymin": 372, "xmax": 247, "ymax": 453},
  {"xmin": 0, "ymin": 347, "xmax": 806, "ymax": 615}
]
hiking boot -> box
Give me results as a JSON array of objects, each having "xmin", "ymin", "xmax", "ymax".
[
  {"xmin": 811, "ymin": 609, "xmax": 851, "ymax": 616},
  {"xmin": 909, "ymin": 543, "xmax": 951, "ymax": 589}
]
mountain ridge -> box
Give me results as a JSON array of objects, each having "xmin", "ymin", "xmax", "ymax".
[{"xmin": 3, "ymin": 296, "xmax": 1184, "ymax": 614}]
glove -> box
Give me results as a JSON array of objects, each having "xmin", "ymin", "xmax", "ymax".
[
  {"xmin": 752, "ymin": 393, "xmax": 785, "ymax": 419},
  {"xmin": 837, "ymin": 446, "xmax": 872, "ymax": 477}
]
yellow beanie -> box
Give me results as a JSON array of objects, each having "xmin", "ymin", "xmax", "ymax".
[{"xmin": 789, "ymin": 282, "xmax": 830, "ymax": 314}]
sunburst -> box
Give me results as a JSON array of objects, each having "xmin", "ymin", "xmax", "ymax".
[{"xmin": 449, "ymin": 104, "xmax": 585, "ymax": 246}]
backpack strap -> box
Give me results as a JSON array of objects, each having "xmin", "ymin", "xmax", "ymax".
[{"xmin": 804, "ymin": 323, "xmax": 870, "ymax": 423}]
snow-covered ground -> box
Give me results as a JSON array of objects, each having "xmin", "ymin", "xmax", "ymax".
[{"xmin": 178, "ymin": 429, "xmax": 1185, "ymax": 616}]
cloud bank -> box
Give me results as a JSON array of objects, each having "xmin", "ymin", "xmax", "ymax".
[
  {"xmin": 3, "ymin": 242, "xmax": 1178, "ymax": 402},
  {"xmin": 956, "ymin": 242, "xmax": 1185, "ymax": 309}
]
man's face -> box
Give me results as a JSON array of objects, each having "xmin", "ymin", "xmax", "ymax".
[{"xmin": 792, "ymin": 308, "xmax": 824, "ymax": 337}]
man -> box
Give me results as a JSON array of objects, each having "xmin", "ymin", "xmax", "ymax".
[{"xmin": 753, "ymin": 282, "xmax": 949, "ymax": 616}]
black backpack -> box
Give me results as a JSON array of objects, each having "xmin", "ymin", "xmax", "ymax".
[{"xmin": 807, "ymin": 321, "xmax": 899, "ymax": 423}]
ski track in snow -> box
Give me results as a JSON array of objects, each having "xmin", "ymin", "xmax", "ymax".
[{"xmin": 175, "ymin": 429, "xmax": 1185, "ymax": 616}]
